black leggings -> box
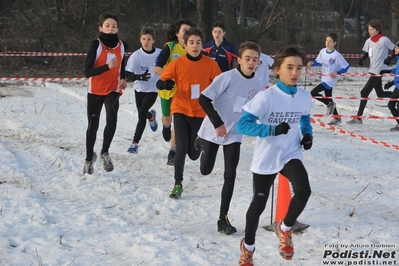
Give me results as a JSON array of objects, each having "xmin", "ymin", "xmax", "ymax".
[
  {"xmin": 173, "ymin": 113, "xmax": 203, "ymax": 184},
  {"xmin": 133, "ymin": 91, "xmax": 158, "ymax": 143},
  {"xmin": 200, "ymin": 140, "xmax": 241, "ymax": 218},
  {"xmin": 357, "ymin": 76, "xmax": 391, "ymax": 116},
  {"xmin": 86, "ymin": 92, "xmax": 120, "ymax": 159},
  {"xmin": 311, "ymin": 83, "xmax": 338, "ymax": 115},
  {"xmin": 388, "ymin": 89, "xmax": 399, "ymax": 125},
  {"xmin": 244, "ymin": 159, "xmax": 311, "ymax": 245}
]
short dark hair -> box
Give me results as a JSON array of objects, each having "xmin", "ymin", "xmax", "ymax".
[
  {"xmin": 99, "ymin": 12, "xmax": 119, "ymax": 27},
  {"xmin": 140, "ymin": 27, "xmax": 156, "ymax": 39},
  {"xmin": 368, "ymin": 19, "xmax": 382, "ymax": 33},
  {"xmin": 183, "ymin": 28, "xmax": 204, "ymax": 44},
  {"xmin": 239, "ymin": 41, "xmax": 261, "ymax": 57},
  {"xmin": 167, "ymin": 19, "xmax": 196, "ymax": 41},
  {"xmin": 327, "ymin": 33, "xmax": 338, "ymax": 43},
  {"xmin": 212, "ymin": 21, "xmax": 225, "ymax": 32}
]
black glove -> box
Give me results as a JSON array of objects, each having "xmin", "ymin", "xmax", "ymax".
[
  {"xmin": 358, "ymin": 52, "xmax": 368, "ymax": 67},
  {"xmin": 156, "ymin": 79, "xmax": 175, "ymax": 90},
  {"xmin": 384, "ymin": 81, "xmax": 394, "ymax": 90},
  {"xmin": 300, "ymin": 134, "xmax": 313, "ymax": 150},
  {"xmin": 134, "ymin": 70, "xmax": 150, "ymax": 81},
  {"xmin": 380, "ymin": 70, "xmax": 391, "ymax": 74},
  {"xmin": 273, "ymin": 122, "xmax": 290, "ymax": 135},
  {"xmin": 384, "ymin": 56, "xmax": 393, "ymax": 65}
]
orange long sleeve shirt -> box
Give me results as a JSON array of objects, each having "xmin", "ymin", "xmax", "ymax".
[{"xmin": 160, "ymin": 55, "xmax": 221, "ymax": 117}]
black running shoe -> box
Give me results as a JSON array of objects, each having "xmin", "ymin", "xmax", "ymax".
[
  {"xmin": 167, "ymin": 149, "xmax": 175, "ymax": 166},
  {"xmin": 218, "ymin": 215, "xmax": 237, "ymax": 235},
  {"xmin": 194, "ymin": 136, "xmax": 203, "ymax": 151},
  {"xmin": 162, "ymin": 126, "xmax": 171, "ymax": 142}
]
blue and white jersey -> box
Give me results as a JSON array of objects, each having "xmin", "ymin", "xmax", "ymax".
[{"xmin": 314, "ymin": 48, "xmax": 349, "ymax": 88}]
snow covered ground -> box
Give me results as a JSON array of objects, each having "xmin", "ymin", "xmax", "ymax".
[{"xmin": 0, "ymin": 67, "xmax": 398, "ymax": 265}]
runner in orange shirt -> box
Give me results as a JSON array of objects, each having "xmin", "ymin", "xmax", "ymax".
[{"xmin": 157, "ymin": 28, "xmax": 221, "ymax": 199}]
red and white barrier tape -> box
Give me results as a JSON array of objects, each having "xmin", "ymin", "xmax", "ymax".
[
  {"xmin": 0, "ymin": 77, "xmax": 88, "ymax": 82},
  {"xmin": 1, "ymin": 51, "xmax": 362, "ymax": 58},
  {"xmin": 311, "ymin": 118, "xmax": 399, "ymax": 151},
  {"xmin": 306, "ymin": 71, "xmax": 396, "ymax": 77},
  {"xmin": 313, "ymin": 114, "xmax": 399, "ymax": 120},
  {"xmin": 0, "ymin": 52, "xmax": 87, "ymax": 57},
  {"xmin": 0, "ymin": 52, "xmax": 133, "ymax": 57},
  {"xmin": 313, "ymin": 96, "xmax": 399, "ymax": 101}
]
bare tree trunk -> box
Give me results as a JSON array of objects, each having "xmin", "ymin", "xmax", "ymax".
[
  {"xmin": 196, "ymin": 0, "xmax": 213, "ymax": 41},
  {"xmin": 337, "ymin": 0, "xmax": 345, "ymax": 50},
  {"xmin": 221, "ymin": 0, "xmax": 239, "ymax": 44},
  {"xmin": 355, "ymin": 0, "xmax": 363, "ymax": 46},
  {"xmin": 171, "ymin": 0, "xmax": 183, "ymax": 20},
  {"xmin": 300, "ymin": 1, "xmax": 312, "ymax": 48},
  {"xmin": 82, "ymin": 0, "xmax": 89, "ymax": 31},
  {"xmin": 391, "ymin": 0, "xmax": 399, "ymax": 41},
  {"xmin": 240, "ymin": 0, "xmax": 247, "ymax": 28},
  {"xmin": 196, "ymin": 0, "xmax": 204, "ymax": 30}
]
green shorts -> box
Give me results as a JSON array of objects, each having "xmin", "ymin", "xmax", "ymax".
[{"xmin": 160, "ymin": 97, "xmax": 172, "ymax": 117}]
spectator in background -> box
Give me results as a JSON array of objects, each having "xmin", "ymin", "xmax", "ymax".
[
  {"xmin": 154, "ymin": 19, "xmax": 195, "ymax": 166},
  {"xmin": 125, "ymin": 26, "xmax": 161, "ymax": 154},
  {"xmin": 203, "ymin": 21, "xmax": 238, "ymax": 72},
  {"xmin": 83, "ymin": 12, "xmax": 128, "ymax": 175}
]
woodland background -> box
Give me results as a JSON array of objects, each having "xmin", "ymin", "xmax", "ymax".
[{"xmin": 1, "ymin": 0, "xmax": 399, "ymax": 77}]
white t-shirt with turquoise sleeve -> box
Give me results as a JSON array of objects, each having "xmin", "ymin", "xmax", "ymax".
[{"xmin": 242, "ymin": 84, "xmax": 313, "ymax": 174}]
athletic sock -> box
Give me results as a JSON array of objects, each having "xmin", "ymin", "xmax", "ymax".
[
  {"xmin": 244, "ymin": 243, "xmax": 255, "ymax": 252},
  {"xmin": 280, "ymin": 221, "xmax": 292, "ymax": 232}
]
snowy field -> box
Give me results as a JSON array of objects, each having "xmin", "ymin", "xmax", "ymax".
[{"xmin": 0, "ymin": 67, "xmax": 398, "ymax": 265}]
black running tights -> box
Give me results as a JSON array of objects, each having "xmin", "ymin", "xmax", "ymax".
[
  {"xmin": 357, "ymin": 76, "xmax": 391, "ymax": 116},
  {"xmin": 86, "ymin": 92, "xmax": 120, "ymax": 160},
  {"xmin": 311, "ymin": 83, "xmax": 338, "ymax": 115},
  {"xmin": 388, "ymin": 89, "xmax": 399, "ymax": 125},
  {"xmin": 244, "ymin": 159, "xmax": 311, "ymax": 245},
  {"xmin": 133, "ymin": 91, "xmax": 158, "ymax": 143},
  {"xmin": 199, "ymin": 140, "xmax": 241, "ymax": 218},
  {"xmin": 173, "ymin": 113, "xmax": 203, "ymax": 184}
]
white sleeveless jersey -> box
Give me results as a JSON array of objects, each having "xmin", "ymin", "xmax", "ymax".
[
  {"xmin": 198, "ymin": 68, "xmax": 263, "ymax": 145},
  {"xmin": 242, "ymin": 84, "xmax": 313, "ymax": 174},
  {"xmin": 125, "ymin": 47, "xmax": 161, "ymax": 93}
]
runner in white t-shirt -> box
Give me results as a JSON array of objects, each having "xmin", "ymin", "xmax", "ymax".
[
  {"xmin": 196, "ymin": 41, "xmax": 264, "ymax": 236},
  {"xmin": 125, "ymin": 27, "xmax": 161, "ymax": 154},
  {"xmin": 307, "ymin": 32, "xmax": 349, "ymax": 125},
  {"xmin": 237, "ymin": 45, "xmax": 313, "ymax": 265},
  {"xmin": 249, "ymin": 39, "xmax": 274, "ymax": 89},
  {"xmin": 256, "ymin": 52, "xmax": 274, "ymax": 89},
  {"xmin": 347, "ymin": 19, "xmax": 395, "ymax": 124}
]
